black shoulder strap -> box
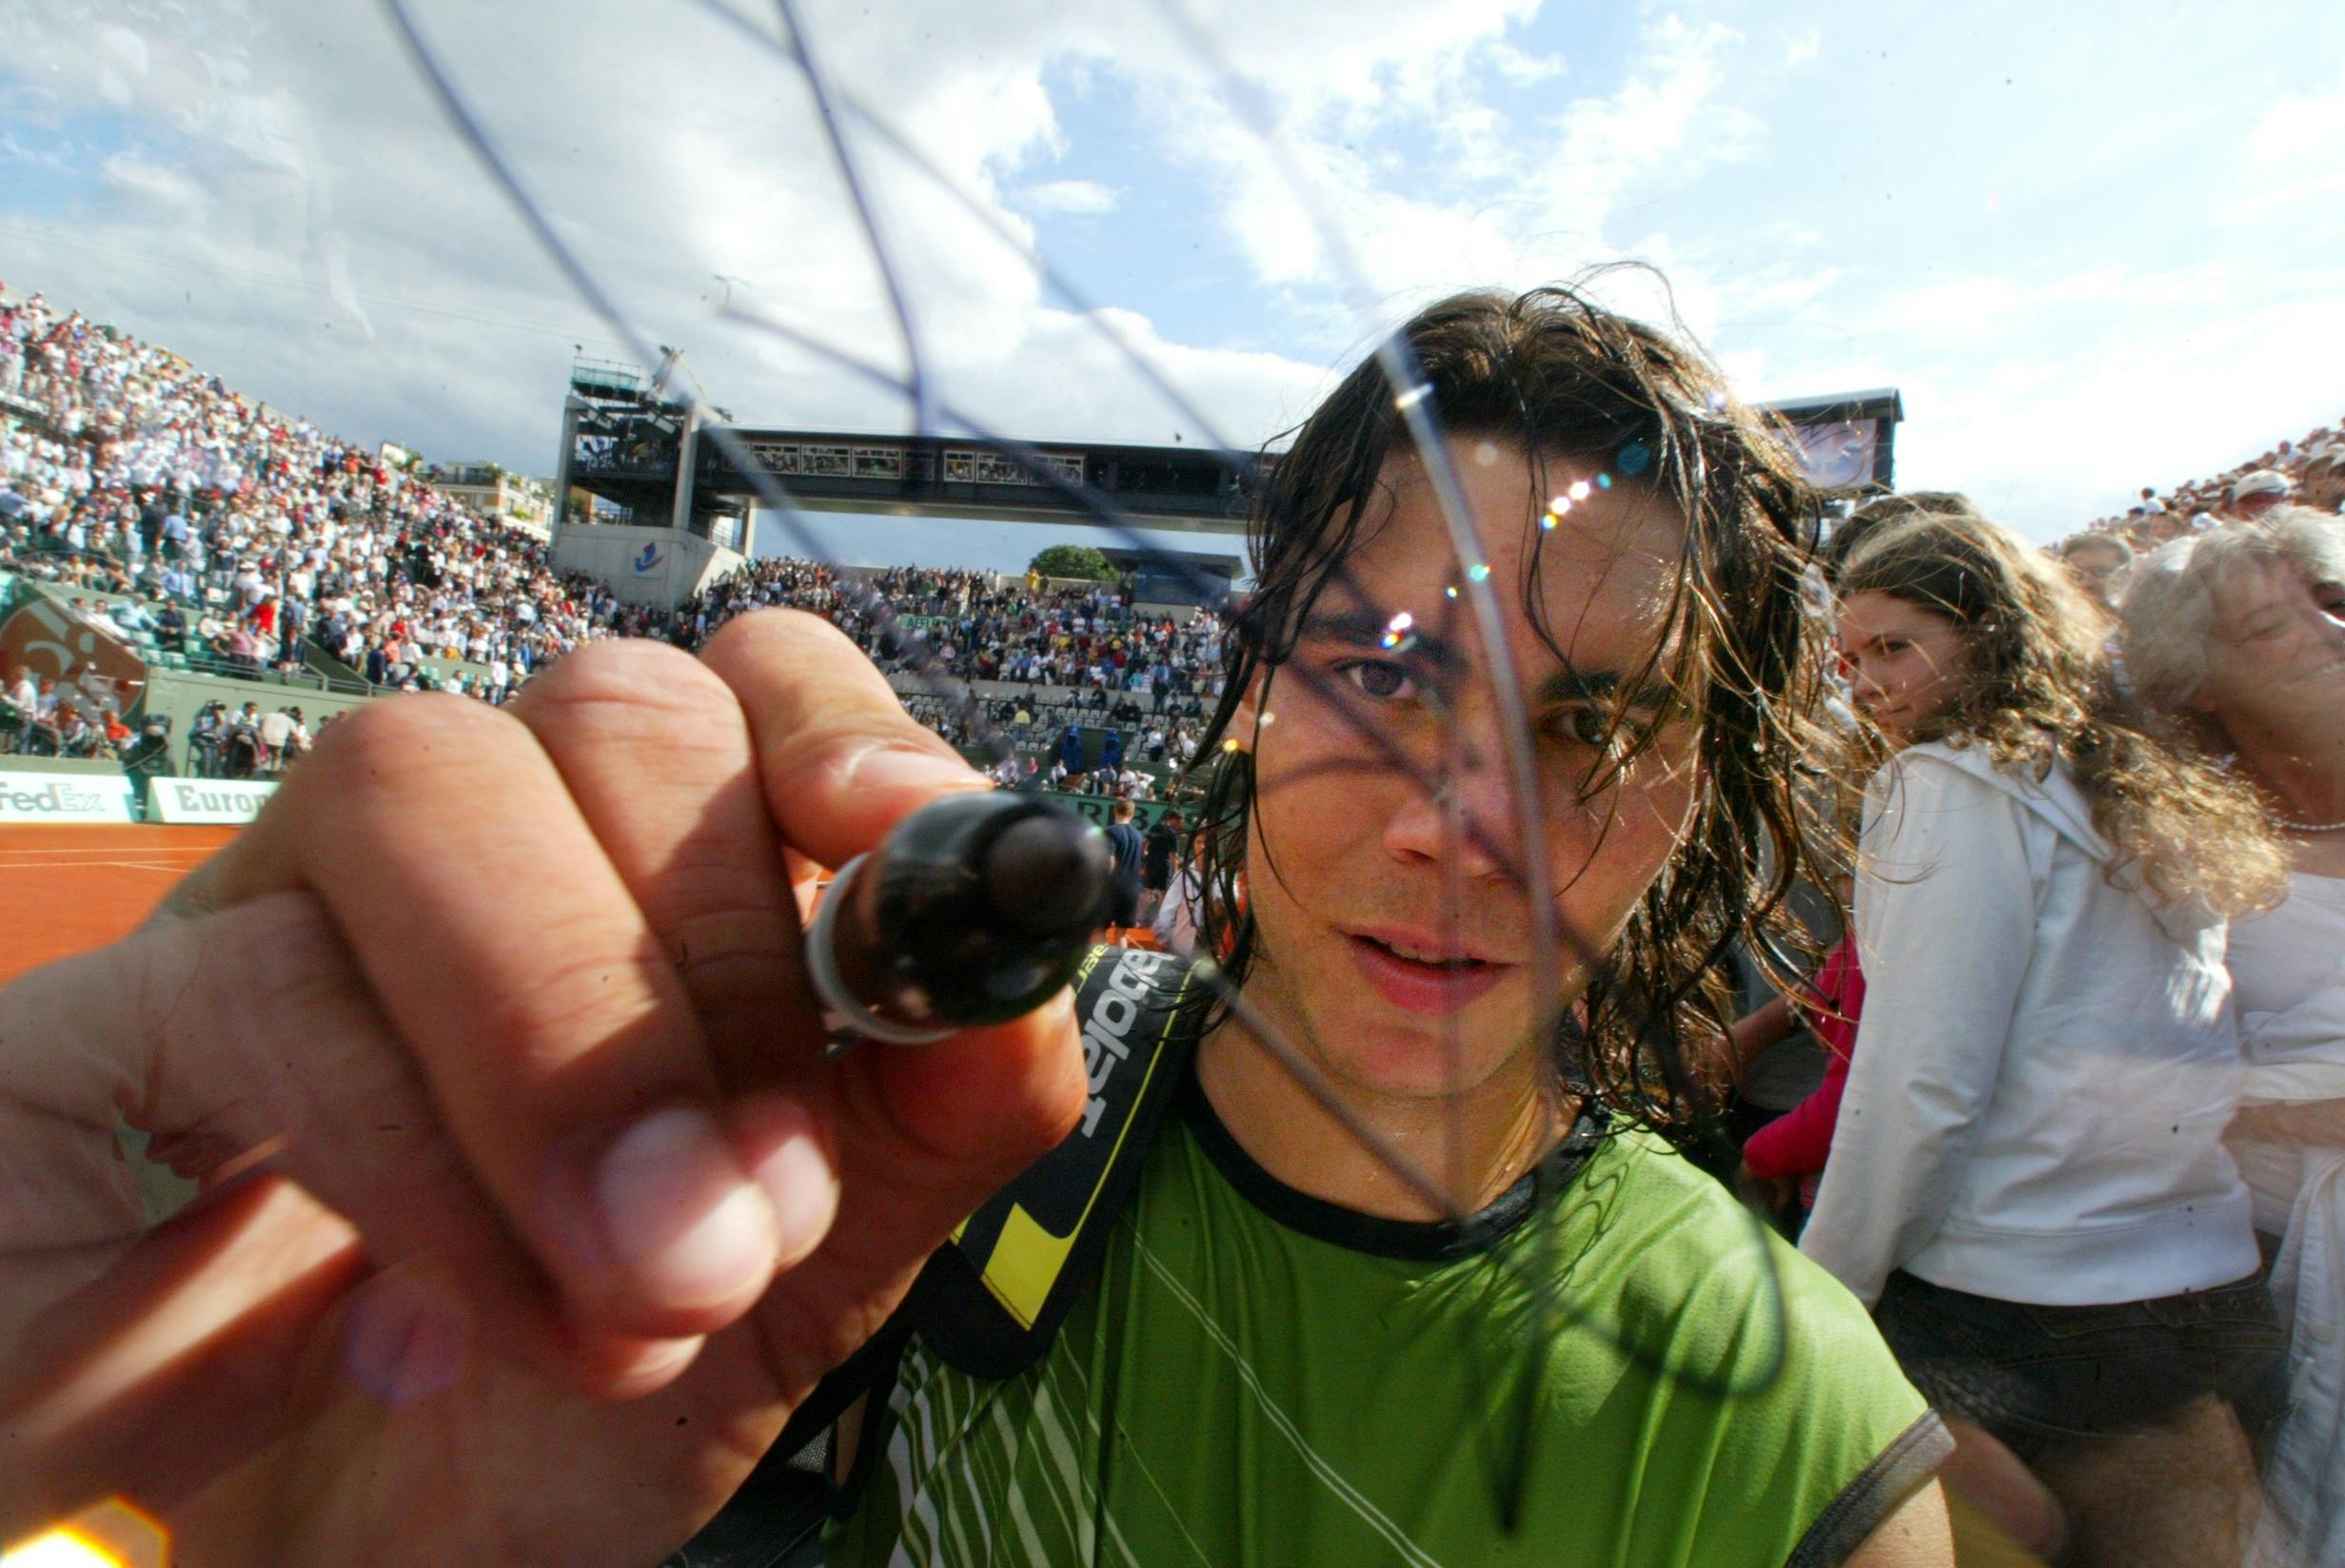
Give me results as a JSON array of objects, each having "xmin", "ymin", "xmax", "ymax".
[
  {"xmin": 667, "ymin": 945, "xmax": 1201, "ymax": 1562},
  {"xmin": 913, "ymin": 944, "xmax": 1200, "ymax": 1377}
]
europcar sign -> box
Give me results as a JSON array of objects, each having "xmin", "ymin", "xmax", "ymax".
[
  {"xmin": 150, "ymin": 777, "xmax": 279, "ymax": 824},
  {"xmin": 0, "ymin": 769, "xmax": 136, "ymax": 823}
]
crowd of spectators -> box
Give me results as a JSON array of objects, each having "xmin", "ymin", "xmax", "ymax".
[
  {"xmin": 2070, "ymin": 417, "xmax": 2345, "ymax": 557},
  {"xmin": 0, "ymin": 286, "xmax": 628, "ymax": 705},
  {"xmin": 0, "ymin": 284, "xmax": 1229, "ymax": 799}
]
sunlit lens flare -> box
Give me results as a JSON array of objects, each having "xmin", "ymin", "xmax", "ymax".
[
  {"xmin": 1380, "ymin": 610, "xmax": 1415, "ymax": 647},
  {"xmin": 1393, "ymin": 384, "xmax": 1430, "ymax": 410},
  {"xmin": 1444, "ymin": 585, "xmax": 1459, "ymax": 599},
  {"xmin": 1595, "ymin": 473, "xmax": 1613, "ymax": 490},
  {"xmin": 1467, "ymin": 563, "xmax": 1491, "ymax": 583},
  {"xmin": 0, "ymin": 1533, "xmax": 120, "ymax": 1568},
  {"xmin": 2, "ymin": 1499, "xmax": 168, "ymax": 1568},
  {"xmin": 1539, "ymin": 512, "xmax": 1558, "ymax": 531},
  {"xmin": 1566, "ymin": 480, "xmax": 1590, "ymax": 501}
]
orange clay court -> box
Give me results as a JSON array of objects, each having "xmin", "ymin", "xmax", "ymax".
[{"xmin": 0, "ymin": 824, "xmax": 240, "ymax": 984}]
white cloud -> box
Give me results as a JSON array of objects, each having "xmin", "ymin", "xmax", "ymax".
[
  {"xmin": 1017, "ymin": 178, "xmax": 1121, "ymax": 214},
  {"xmin": 2243, "ymin": 63, "xmax": 2345, "ymax": 165},
  {"xmin": 1, "ymin": 0, "xmax": 2335, "ymax": 561}
]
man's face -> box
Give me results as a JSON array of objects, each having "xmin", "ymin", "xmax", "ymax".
[{"xmin": 1236, "ymin": 439, "xmax": 1701, "ymax": 1103}]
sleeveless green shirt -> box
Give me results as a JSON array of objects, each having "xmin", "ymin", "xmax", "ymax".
[{"xmin": 829, "ymin": 1076, "xmax": 1945, "ymax": 1567}]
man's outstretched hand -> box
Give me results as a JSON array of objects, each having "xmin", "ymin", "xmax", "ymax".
[{"xmin": 0, "ymin": 611, "xmax": 1085, "ymax": 1565}]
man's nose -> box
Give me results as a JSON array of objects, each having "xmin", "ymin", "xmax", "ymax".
[{"xmin": 1380, "ymin": 730, "xmax": 1520, "ymax": 881}]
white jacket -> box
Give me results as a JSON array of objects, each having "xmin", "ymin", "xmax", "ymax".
[{"xmin": 1802, "ymin": 742, "xmax": 2258, "ymax": 1306}]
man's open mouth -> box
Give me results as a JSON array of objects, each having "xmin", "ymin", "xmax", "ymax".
[
  {"xmin": 1355, "ymin": 934, "xmax": 1493, "ymax": 971},
  {"xmin": 1345, "ymin": 931, "xmax": 1513, "ymax": 1014}
]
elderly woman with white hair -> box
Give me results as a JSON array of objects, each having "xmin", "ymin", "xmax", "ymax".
[{"xmin": 2120, "ymin": 505, "xmax": 2345, "ymax": 1567}]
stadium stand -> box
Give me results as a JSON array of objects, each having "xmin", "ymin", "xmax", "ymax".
[
  {"xmin": 0, "ymin": 284, "xmax": 1226, "ymax": 799},
  {"xmin": 2070, "ymin": 415, "xmax": 2345, "ymax": 551}
]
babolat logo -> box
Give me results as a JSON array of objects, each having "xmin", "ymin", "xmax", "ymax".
[{"xmin": 1079, "ymin": 949, "xmax": 1168, "ymax": 1137}]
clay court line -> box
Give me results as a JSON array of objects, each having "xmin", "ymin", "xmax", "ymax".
[
  {"xmin": 0, "ymin": 860, "xmax": 191, "ymax": 872},
  {"xmin": 0, "ymin": 845, "xmax": 223, "ymax": 854}
]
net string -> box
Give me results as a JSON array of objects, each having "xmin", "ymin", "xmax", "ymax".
[{"xmin": 372, "ymin": 0, "xmax": 1796, "ymax": 1504}]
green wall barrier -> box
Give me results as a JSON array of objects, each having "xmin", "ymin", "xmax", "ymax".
[
  {"xmin": 140, "ymin": 670, "xmax": 372, "ymax": 774},
  {"xmin": 1042, "ymin": 792, "xmax": 1179, "ymax": 831}
]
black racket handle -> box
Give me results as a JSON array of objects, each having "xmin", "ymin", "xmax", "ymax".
[{"xmin": 806, "ymin": 791, "xmax": 1113, "ymax": 1043}]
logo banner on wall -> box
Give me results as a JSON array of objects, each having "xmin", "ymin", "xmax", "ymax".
[
  {"xmin": 0, "ymin": 596, "xmax": 150, "ymax": 719},
  {"xmin": 1044, "ymin": 791, "xmax": 1170, "ymax": 831},
  {"xmin": 631, "ymin": 541, "xmax": 664, "ymax": 577},
  {"xmin": 0, "ymin": 769, "xmax": 136, "ymax": 823},
  {"xmin": 149, "ymin": 777, "xmax": 279, "ymax": 824}
]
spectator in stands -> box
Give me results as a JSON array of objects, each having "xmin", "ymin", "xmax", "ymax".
[
  {"xmin": 2054, "ymin": 532, "xmax": 2134, "ymax": 611},
  {"xmin": 69, "ymin": 658, "xmax": 126, "ymax": 720},
  {"xmin": 1139, "ymin": 808, "xmax": 1182, "ymax": 925},
  {"xmin": 223, "ymin": 701, "xmax": 264, "ymax": 778},
  {"xmin": 2118, "ymin": 507, "xmax": 2345, "ymax": 1566},
  {"xmin": 1153, "ymin": 824, "xmax": 1206, "ymax": 958},
  {"xmin": 1810, "ymin": 509, "xmax": 2289, "ymax": 1566},
  {"xmin": 3, "ymin": 664, "xmax": 35, "ymax": 751},
  {"xmin": 2231, "ymin": 469, "xmax": 2294, "ymax": 519},
  {"xmin": 1102, "ymin": 798, "xmax": 1145, "ymax": 927},
  {"xmin": 257, "ymin": 706, "xmax": 298, "ymax": 774},
  {"xmin": 1727, "ymin": 873, "xmax": 1864, "ymax": 1229}
]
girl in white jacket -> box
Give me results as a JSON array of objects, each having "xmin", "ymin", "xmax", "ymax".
[{"xmin": 1806, "ymin": 510, "xmax": 2291, "ymax": 1568}]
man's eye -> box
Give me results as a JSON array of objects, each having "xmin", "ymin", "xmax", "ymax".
[
  {"xmin": 1338, "ymin": 659, "xmax": 1414, "ymax": 700},
  {"xmin": 1559, "ymin": 707, "xmax": 1612, "ymax": 748}
]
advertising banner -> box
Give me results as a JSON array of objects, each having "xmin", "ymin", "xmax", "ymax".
[
  {"xmin": 0, "ymin": 594, "xmax": 150, "ymax": 719},
  {"xmin": 148, "ymin": 776, "xmax": 279, "ymax": 825},
  {"xmin": 0, "ymin": 769, "xmax": 136, "ymax": 823},
  {"xmin": 1044, "ymin": 791, "xmax": 1171, "ymax": 832}
]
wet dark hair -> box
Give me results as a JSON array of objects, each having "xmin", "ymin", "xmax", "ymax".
[
  {"xmin": 1185, "ymin": 283, "xmax": 1833, "ymax": 1142},
  {"xmin": 1820, "ymin": 489, "xmax": 1980, "ymax": 584}
]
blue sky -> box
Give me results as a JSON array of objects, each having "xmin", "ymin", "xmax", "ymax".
[{"xmin": 0, "ymin": 0, "xmax": 2337, "ymax": 571}]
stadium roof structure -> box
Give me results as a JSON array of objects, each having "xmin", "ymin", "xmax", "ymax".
[{"xmin": 553, "ymin": 357, "xmax": 1906, "ymax": 549}]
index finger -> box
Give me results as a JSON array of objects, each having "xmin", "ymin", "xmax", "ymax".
[{"xmin": 697, "ymin": 609, "xmax": 993, "ymax": 869}]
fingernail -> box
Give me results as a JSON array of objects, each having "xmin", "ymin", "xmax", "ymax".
[
  {"xmin": 848, "ymin": 744, "xmax": 979, "ymax": 794},
  {"xmin": 735, "ymin": 1097, "xmax": 840, "ymax": 1268},
  {"xmin": 594, "ymin": 1106, "xmax": 778, "ymax": 1312},
  {"xmin": 597, "ymin": 1333, "xmax": 706, "ymax": 1399}
]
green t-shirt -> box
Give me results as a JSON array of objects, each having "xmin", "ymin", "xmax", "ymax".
[{"xmin": 829, "ymin": 1075, "xmax": 1946, "ymax": 1568}]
